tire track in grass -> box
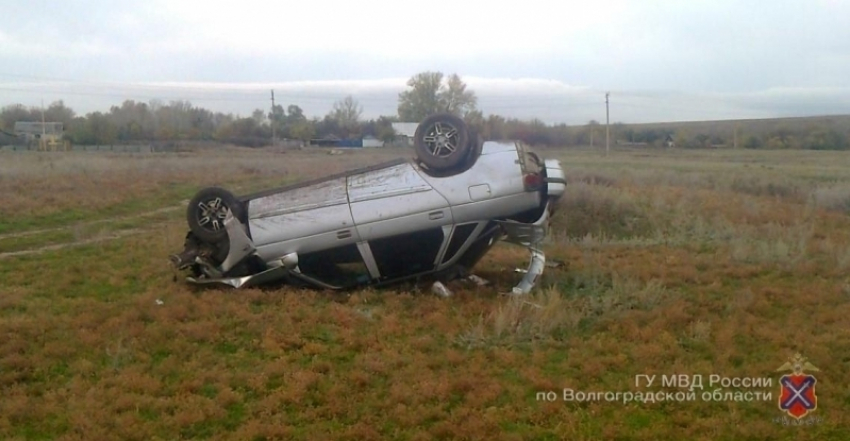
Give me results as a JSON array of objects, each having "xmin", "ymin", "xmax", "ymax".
[
  {"xmin": 0, "ymin": 204, "xmax": 188, "ymax": 259},
  {"xmin": 0, "ymin": 228, "xmax": 148, "ymax": 259},
  {"xmin": 0, "ymin": 217, "xmax": 189, "ymax": 259},
  {"xmin": 0, "ymin": 204, "xmax": 185, "ymax": 241}
]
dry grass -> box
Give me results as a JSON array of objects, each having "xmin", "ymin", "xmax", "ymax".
[{"xmin": 2, "ymin": 146, "xmax": 850, "ymax": 440}]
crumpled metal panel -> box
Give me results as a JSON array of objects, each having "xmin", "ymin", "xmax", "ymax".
[
  {"xmin": 497, "ymin": 206, "xmax": 550, "ymax": 248},
  {"xmin": 511, "ymin": 247, "xmax": 546, "ymax": 295},
  {"xmin": 247, "ymin": 175, "xmax": 357, "ymax": 253},
  {"xmin": 219, "ymin": 210, "xmax": 256, "ymax": 273},
  {"xmin": 497, "ymin": 203, "xmax": 552, "ymax": 295},
  {"xmin": 187, "ymin": 265, "xmax": 290, "ymax": 288},
  {"xmin": 348, "ymin": 163, "xmax": 432, "ymax": 202},
  {"xmin": 348, "ymin": 162, "xmax": 452, "ymax": 240},
  {"xmin": 249, "ymin": 177, "xmax": 348, "ymax": 219}
]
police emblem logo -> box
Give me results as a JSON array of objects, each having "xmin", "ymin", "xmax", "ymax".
[{"xmin": 776, "ymin": 353, "xmax": 819, "ymax": 419}]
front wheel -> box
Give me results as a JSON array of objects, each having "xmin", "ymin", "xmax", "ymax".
[
  {"xmin": 414, "ymin": 113, "xmax": 472, "ymax": 172},
  {"xmin": 186, "ymin": 187, "xmax": 243, "ymax": 243}
]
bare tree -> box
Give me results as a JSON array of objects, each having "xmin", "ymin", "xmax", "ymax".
[{"xmin": 329, "ymin": 95, "xmax": 363, "ymax": 136}]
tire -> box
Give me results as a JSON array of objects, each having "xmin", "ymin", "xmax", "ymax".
[
  {"xmin": 186, "ymin": 187, "xmax": 243, "ymax": 243},
  {"xmin": 414, "ymin": 113, "xmax": 471, "ymax": 172}
]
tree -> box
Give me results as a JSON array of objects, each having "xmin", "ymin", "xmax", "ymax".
[
  {"xmin": 110, "ymin": 100, "xmax": 151, "ymax": 140},
  {"xmin": 0, "ymin": 104, "xmax": 37, "ymax": 130},
  {"xmin": 328, "ymin": 95, "xmax": 363, "ymax": 137},
  {"xmin": 290, "ymin": 120, "xmax": 316, "ymax": 144},
  {"xmin": 251, "ymin": 109, "xmax": 267, "ymax": 125},
  {"xmin": 43, "ymin": 100, "xmax": 75, "ymax": 128},
  {"xmin": 398, "ymin": 71, "xmax": 443, "ymax": 121},
  {"xmin": 743, "ymin": 134, "xmax": 763, "ymax": 149},
  {"xmin": 375, "ymin": 115, "xmax": 397, "ymax": 144},
  {"xmin": 486, "ymin": 114, "xmax": 507, "ymax": 140},
  {"xmin": 612, "ymin": 122, "xmax": 627, "ymax": 143},
  {"xmin": 442, "ymin": 74, "xmax": 477, "ymax": 116},
  {"xmin": 269, "ymin": 104, "xmax": 285, "ymax": 127},
  {"xmin": 464, "ymin": 109, "xmax": 485, "ymax": 133},
  {"xmin": 803, "ymin": 128, "xmax": 848, "ymax": 150},
  {"xmin": 286, "ymin": 105, "xmax": 305, "ymax": 123},
  {"xmin": 77, "ymin": 111, "xmax": 118, "ymax": 144},
  {"xmin": 397, "ymin": 71, "xmax": 478, "ymax": 121}
]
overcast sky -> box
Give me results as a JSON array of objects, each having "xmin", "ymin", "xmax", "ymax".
[{"xmin": 2, "ymin": 0, "xmax": 849, "ymax": 124}]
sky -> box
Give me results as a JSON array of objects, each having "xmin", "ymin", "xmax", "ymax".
[{"xmin": 1, "ymin": 0, "xmax": 849, "ymax": 124}]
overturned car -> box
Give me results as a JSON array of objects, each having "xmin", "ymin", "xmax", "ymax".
[{"xmin": 170, "ymin": 113, "xmax": 565, "ymax": 294}]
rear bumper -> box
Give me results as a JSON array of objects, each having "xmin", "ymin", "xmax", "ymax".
[{"xmin": 544, "ymin": 159, "xmax": 566, "ymax": 198}]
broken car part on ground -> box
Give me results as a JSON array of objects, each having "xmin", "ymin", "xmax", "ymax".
[{"xmin": 170, "ymin": 113, "xmax": 566, "ymax": 294}]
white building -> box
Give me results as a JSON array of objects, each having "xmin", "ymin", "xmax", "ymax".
[
  {"xmin": 391, "ymin": 122, "xmax": 419, "ymax": 146},
  {"xmin": 361, "ymin": 135, "xmax": 384, "ymax": 148}
]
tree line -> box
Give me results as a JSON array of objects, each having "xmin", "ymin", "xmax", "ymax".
[{"xmin": 1, "ymin": 71, "xmax": 848, "ymax": 150}]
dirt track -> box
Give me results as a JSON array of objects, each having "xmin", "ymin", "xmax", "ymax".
[
  {"xmin": 0, "ymin": 229, "xmax": 147, "ymax": 259},
  {"xmin": 0, "ymin": 206, "xmax": 182, "ymax": 241},
  {"xmin": 0, "ymin": 205, "xmax": 184, "ymax": 259}
]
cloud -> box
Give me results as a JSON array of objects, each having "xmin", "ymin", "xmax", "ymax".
[
  {"xmin": 3, "ymin": 76, "xmax": 848, "ymax": 125},
  {"xmin": 1, "ymin": 1, "xmax": 849, "ymax": 123}
]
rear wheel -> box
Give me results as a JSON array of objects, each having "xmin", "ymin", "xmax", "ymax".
[
  {"xmin": 187, "ymin": 187, "xmax": 243, "ymax": 243},
  {"xmin": 414, "ymin": 113, "xmax": 471, "ymax": 172}
]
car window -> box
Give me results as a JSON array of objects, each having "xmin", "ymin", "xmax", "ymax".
[
  {"xmin": 455, "ymin": 221, "xmax": 502, "ymax": 269},
  {"xmin": 442, "ymin": 223, "xmax": 478, "ymax": 264},
  {"xmin": 298, "ymin": 244, "xmax": 371, "ymax": 287},
  {"xmin": 368, "ymin": 228, "xmax": 445, "ymax": 279}
]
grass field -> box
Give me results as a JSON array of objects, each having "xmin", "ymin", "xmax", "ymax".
[{"xmin": 1, "ymin": 145, "xmax": 850, "ymax": 440}]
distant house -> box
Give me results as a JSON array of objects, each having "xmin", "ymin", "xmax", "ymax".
[
  {"xmin": 14, "ymin": 121, "xmax": 63, "ymax": 143},
  {"xmin": 361, "ymin": 135, "xmax": 384, "ymax": 148},
  {"xmin": 665, "ymin": 134, "xmax": 675, "ymax": 148},
  {"xmin": 310, "ymin": 133, "xmax": 387, "ymax": 148},
  {"xmin": 391, "ymin": 122, "xmax": 419, "ymax": 146},
  {"xmin": 309, "ymin": 135, "xmax": 375, "ymax": 148},
  {"xmin": 13, "ymin": 121, "xmax": 69, "ymax": 150},
  {"xmin": 309, "ymin": 134, "xmax": 341, "ymax": 147}
]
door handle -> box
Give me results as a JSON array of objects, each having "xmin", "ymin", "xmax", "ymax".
[{"xmin": 428, "ymin": 211, "xmax": 444, "ymax": 220}]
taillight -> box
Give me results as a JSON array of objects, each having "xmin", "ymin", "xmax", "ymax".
[{"xmin": 524, "ymin": 173, "xmax": 543, "ymax": 189}]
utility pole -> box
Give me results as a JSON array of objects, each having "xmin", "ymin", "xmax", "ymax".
[
  {"xmin": 733, "ymin": 124, "xmax": 738, "ymax": 149},
  {"xmin": 605, "ymin": 92, "xmax": 610, "ymax": 156},
  {"xmin": 270, "ymin": 90, "xmax": 276, "ymax": 146},
  {"xmin": 41, "ymin": 99, "xmax": 46, "ymax": 151}
]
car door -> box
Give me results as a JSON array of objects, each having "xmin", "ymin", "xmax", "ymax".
[
  {"xmin": 347, "ymin": 162, "xmax": 453, "ymax": 241},
  {"xmin": 247, "ymin": 176, "xmax": 358, "ymax": 261},
  {"xmin": 347, "ymin": 162, "xmax": 454, "ymax": 280}
]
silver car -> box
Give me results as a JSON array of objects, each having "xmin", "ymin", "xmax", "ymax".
[{"xmin": 170, "ymin": 113, "xmax": 566, "ymax": 294}]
